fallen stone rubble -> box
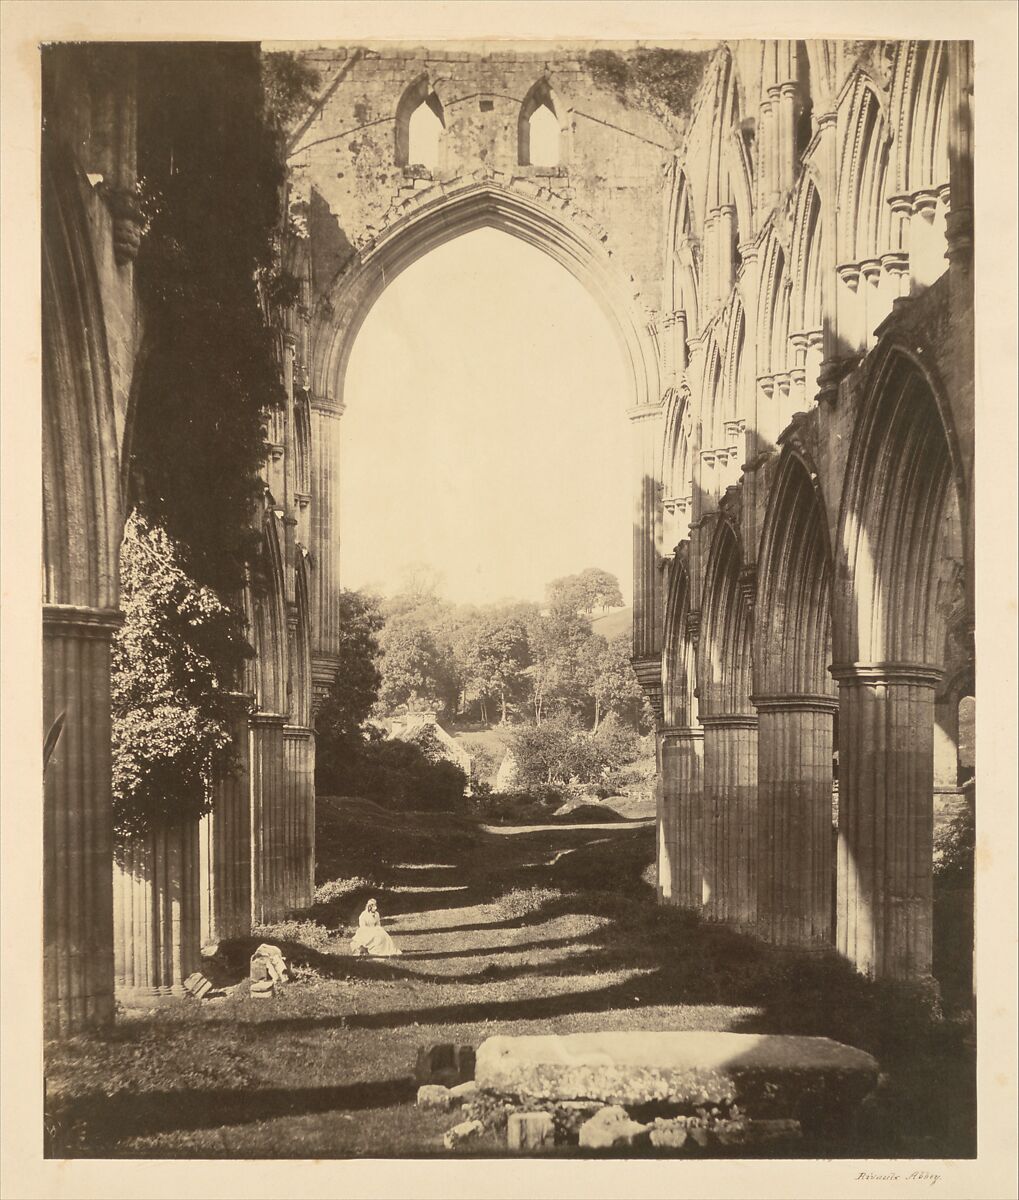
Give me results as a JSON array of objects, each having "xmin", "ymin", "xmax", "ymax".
[{"xmin": 417, "ymin": 1031, "xmax": 879, "ymax": 1153}]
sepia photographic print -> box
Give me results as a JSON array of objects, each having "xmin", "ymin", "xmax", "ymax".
[{"xmin": 2, "ymin": 2, "xmax": 1017, "ymax": 1198}]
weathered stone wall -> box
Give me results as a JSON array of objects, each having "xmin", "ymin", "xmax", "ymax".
[{"xmin": 289, "ymin": 45, "xmax": 689, "ymax": 316}]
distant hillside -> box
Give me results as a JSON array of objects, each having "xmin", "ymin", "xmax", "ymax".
[{"xmin": 590, "ymin": 605, "xmax": 632, "ymax": 641}]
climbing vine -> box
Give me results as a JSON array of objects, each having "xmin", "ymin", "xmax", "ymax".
[
  {"xmin": 129, "ymin": 45, "xmax": 317, "ymax": 596},
  {"xmin": 111, "ymin": 515, "xmax": 251, "ymax": 836},
  {"xmin": 111, "ymin": 47, "xmax": 319, "ymax": 834}
]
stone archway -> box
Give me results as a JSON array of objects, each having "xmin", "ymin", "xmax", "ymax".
[
  {"xmin": 697, "ymin": 516, "xmax": 757, "ymax": 929},
  {"xmin": 42, "ymin": 143, "xmax": 124, "ymax": 1034},
  {"xmin": 754, "ymin": 449, "xmax": 837, "ymax": 949},
  {"xmin": 832, "ymin": 346, "xmax": 963, "ymax": 980},
  {"xmin": 305, "ymin": 176, "xmax": 663, "ymax": 700},
  {"xmin": 658, "ymin": 551, "xmax": 703, "ymax": 910}
]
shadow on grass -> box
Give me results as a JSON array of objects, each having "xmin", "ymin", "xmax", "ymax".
[
  {"xmin": 46, "ymin": 1075, "xmax": 417, "ymax": 1153},
  {"xmin": 48, "ymin": 795, "xmax": 976, "ymax": 1160}
]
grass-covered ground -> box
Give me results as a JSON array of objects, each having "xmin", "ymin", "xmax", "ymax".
[{"xmin": 45, "ymin": 798, "xmax": 975, "ymax": 1159}]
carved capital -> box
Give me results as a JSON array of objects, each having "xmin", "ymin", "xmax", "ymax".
[{"xmin": 829, "ymin": 661, "xmax": 944, "ymax": 688}]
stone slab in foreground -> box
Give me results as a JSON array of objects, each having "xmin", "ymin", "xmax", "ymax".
[{"xmin": 475, "ymin": 1032, "xmax": 879, "ymax": 1120}]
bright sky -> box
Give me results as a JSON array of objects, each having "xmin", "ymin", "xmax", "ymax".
[{"xmin": 341, "ymin": 227, "xmax": 633, "ymax": 606}]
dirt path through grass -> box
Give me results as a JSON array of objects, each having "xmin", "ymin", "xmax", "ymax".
[{"xmin": 45, "ymin": 800, "xmax": 975, "ymax": 1159}]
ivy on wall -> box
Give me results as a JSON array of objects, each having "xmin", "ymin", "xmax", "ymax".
[
  {"xmin": 585, "ymin": 48, "xmax": 711, "ymax": 127},
  {"xmin": 112, "ymin": 515, "xmax": 251, "ymax": 836},
  {"xmin": 111, "ymin": 47, "xmax": 319, "ymax": 834},
  {"xmin": 129, "ymin": 45, "xmax": 317, "ymax": 596}
]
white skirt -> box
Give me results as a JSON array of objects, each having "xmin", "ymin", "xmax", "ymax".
[{"xmin": 350, "ymin": 925, "xmax": 402, "ymax": 957}]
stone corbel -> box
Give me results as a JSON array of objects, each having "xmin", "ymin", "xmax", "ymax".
[
  {"xmin": 836, "ymin": 262, "xmax": 861, "ymax": 293},
  {"xmin": 99, "ymin": 183, "xmax": 145, "ymax": 265},
  {"xmin": 879, "ymin": 251, "xmax": 910, "ymax": 298},
  {"xmin": 859, "ymin": 258, "xmax": 882, "ymax": 289},
  {"xmin": 685, "ymin": 609, "xmax": 702, "ymax": 647},
  {"xmin": 911, "ymin": 189, "xmax": 939, "ymax": 224},
  {"xmin": 631, "ymin": 653, "xmax": 665, "ymax": 723}
]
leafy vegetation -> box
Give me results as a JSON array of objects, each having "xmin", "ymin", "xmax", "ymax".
[
  {"xmin": 111, "ymin": 515, "xmax": 251, "ymax": 836},
  {"xmin": 111, "ymin": 48, "xmax": 320, "ymax": 835},
  {"xmin": 131, "ymin": 45, "xmax": 293, "ymax": 595}
]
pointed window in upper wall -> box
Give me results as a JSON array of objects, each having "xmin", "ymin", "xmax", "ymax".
[
  {"xmin": 395, "ymin": 76, "xmax": 446, "ymax": 169},
  {"xmin": 519, "ymin": 79, "xmax": 562, "ymax": 167},
  {"xmin": 408, "ymin": 95, "xmax": 444, "ymax": 170}
]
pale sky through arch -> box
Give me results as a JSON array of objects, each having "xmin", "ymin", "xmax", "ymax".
[{"xmin": 340, "ymin": 226, "xmax": 632, "ymax": 606}]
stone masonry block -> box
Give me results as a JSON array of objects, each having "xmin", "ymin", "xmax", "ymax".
[
  {"xmin": 475, "ymin": 1032, "xmax": 879, "ymax": 1123},
  {"xmin": 506, "ymin": 1111, "xmax": 555, "ymax": 1151}
]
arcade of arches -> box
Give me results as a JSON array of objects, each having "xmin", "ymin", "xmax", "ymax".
[{"xmin": 41, "ymin": 40, "xmax": 974, "ymax": 1034}]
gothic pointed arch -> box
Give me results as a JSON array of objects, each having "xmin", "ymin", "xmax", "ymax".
[
  {"xmin": 699, "ymin": 517, "xmax": 753, "ymax": 717},
  {"xmin": 668, "ymin": 167, "xmax": 701, "ymax": 339},
  {"xmin": 700, "ymin": 336, "xmax": 725, "ymax": 452},
  {"xmin": 835, "ymin": 347, "xmax": 962, "ymax": 668},
  {"xmin": 757, "ymin": 232, "xmax": 791, "ymax": 377},
  {"xmin": 42, "ymin": 146, "xmax": 122, "ymax": 611},
  {"xmin": 754, "ymin": 448, "xmax": 838, "ymax": 950},
  {"xmin": 252, "ymin": 511, "xmax": 289, "ymax": 716},
  {"xmin": 395, "ymin": 73, "xmax": 446, "ymax": 168},
  {"xmin": 662, "ymin": 552, "xmax": 697, "ymax": 727},
  {"xmin": 790, "ymin": 173, "xmax": 824, "ymax": 334},
  {"xmin": 755, "ymin": 449, "xmax": 835, "ymax": 697},
  {"xmin": 313, "ymin": 179, "xmax": 660, "ymax": 413},
  {"xmin": 518, "ymin": 76, "xmax": 567, "ymax": 167},
  {"xmin": 292, "ymin": 548, "xmax": 313, "ymax": 728},
  {"xmin": 892, "ymin": 41, "xmax": 950, "ymax": 195},
  {"xmin": 838, "ymin": 75, "xmax": 891, "ymax": 264},
  {"xmin": 721, "ymin": 297, "xmax": 748, "ymax": 429}
]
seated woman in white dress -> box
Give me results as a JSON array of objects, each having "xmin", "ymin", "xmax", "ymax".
[{"xmin": 350, "ymin": 898, "xmax": 401, "ymax": 957}]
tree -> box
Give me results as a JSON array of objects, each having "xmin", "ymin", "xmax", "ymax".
[
  {"xmin": 456, "ymin": 605, "xmax": 533, "ymax": 723},
  {"xmin": 592, "ymin": 632, "xmax": 649, "ymax": 730},
  {"xmin": 376, "ymin": 591, "xmax": 459, "ymax": 715},
  {"xmin": 546, "ymin": 567, "xmax": 625, "ymax": 616},
  {"xmin": 510, "ymin": 711, "xmax": 607, "ymax": 787},
  {"xmin": 111, "ymin": 514, "xmax": 252, "ymax": 836},
  {"xmin": 314, "ymin": 589, "xmax": 384, "ymax": 787},
  {"xmin": 524, "ymin": 606, "xmax": 594, "ymax": 725}
]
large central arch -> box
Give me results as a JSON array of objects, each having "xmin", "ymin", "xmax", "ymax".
[
  {"xmin": 311, "ymin": 178, "xmax": 661, "ymax": 412},
  {"xmin": 306, "ymin": 177, "xmax": 663, "ymax": 701}
]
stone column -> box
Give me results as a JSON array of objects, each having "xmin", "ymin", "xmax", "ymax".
[
  {"xmin": 113, "ymin": 819, "xmax": 201, "ymax": 998},
  {"xmin": 199, "ymin": 706, "xmax": 252, "ymax": 946},
  {"xmin": 831, "ymin": 664, "xmax": 941, "ymax": 980},
  {"xmin": 701, "ymin": 714, "xmax": 758, "ymax": 929},
  {"xmin": 310, "ymin": 395, "xmax": 344, "ymax": 707},
  {"xmin": 658, "ymin": 726, "xmax": 705, "ymax": 908},
  {"xmin": 757, "ymin": 93, "xmax": 775, "ymax": 211},
  {"xmin": 43, "ymin": 605, "xmax": 121, "ymax": 1034},
  {"xmin": 777, "ymin": 82, "xmax": 799, "ymax": 194},
  {"xmin": 766, "ymin": 86, "xmax": 783, "ymax": 205},
  {"xmin": 283, "ymin": 726, "xmax": 316, "ymax": 910},
  {"xmin": 703, "ymin": 211, "xmax": 719, "ymax": 309},
  {"xmin": 717, "ymin": 204, "xmax": 736, "ymax": 298},
  {"xmin": 250, "ymin": 712, "xmax": 288, "ymax": 924},
  {"xmin": 629, "ymin": 402, "xmax": 664, "ymax": 662},
  {"xmin": 946, "ymin": 41, "xmax": 973, "ymax": 272},
  {"xmin": 755, "ymin": 695, "xmax": 837, "ymax": 949}
]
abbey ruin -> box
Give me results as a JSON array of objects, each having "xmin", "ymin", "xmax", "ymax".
[{"xmin": 42, "ymin": 39, "xmax": 973, "ymax": 1035}]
